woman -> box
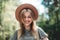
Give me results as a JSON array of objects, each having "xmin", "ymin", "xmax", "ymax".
[{"xmin": 10, "ymin": 4, "xmax": 49, "ymax": 40}]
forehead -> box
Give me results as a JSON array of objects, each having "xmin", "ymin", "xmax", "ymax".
[{"xmin": 23, "ymin": 12, "xmax": 31, "ymax": 16}]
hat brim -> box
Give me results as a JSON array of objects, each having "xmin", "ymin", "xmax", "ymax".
[{"xmin": 15, "ymin": 4, "xmax": 38, "ymax": 22}]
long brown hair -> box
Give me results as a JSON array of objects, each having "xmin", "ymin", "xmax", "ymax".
[{"xmin": 17, "ymin": 9, "xmax": 39, "ymax": 40}]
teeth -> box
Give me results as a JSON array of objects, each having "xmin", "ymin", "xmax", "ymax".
[
  {"xmin": 24, "ymin": 21, "xmax": 30, "ymax": 23},
  {"xmin": 25, "ymin": 21, "xmax": 29, "ymax": 23}
]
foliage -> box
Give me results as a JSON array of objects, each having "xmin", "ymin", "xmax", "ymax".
[
  {"xmin": 0, "ymin": 0, "xmax": 60, "ymax": 40},
  {"xmin": 0, "ymin": 0, "xmax": 18, "ymax": 40},
  {"xmin": 37, "ymin": 0, "xmax": 60, "ymax": 40}
]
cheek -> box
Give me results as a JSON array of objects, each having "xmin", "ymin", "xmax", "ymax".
[
  {"xmin": 22, "ymin": 18, "xmax": 25, "ymax": 21},
  {"xmin": 29, "ymin": 18, "xmax": 33, "ymax": 22},
  {"xmin": 21, "ymin": 18, "xmax": 33, "ymax": 22}
]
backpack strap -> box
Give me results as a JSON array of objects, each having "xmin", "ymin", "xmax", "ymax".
[
  {"xmin": 17, "ymin": 29, "xmax": 22, "ymax": 40},
  {"xmin": 38, "ymin": 29, "xmax": 41, "ymax": 39}
]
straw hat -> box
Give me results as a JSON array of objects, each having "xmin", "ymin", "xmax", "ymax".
[{"xmin": 15, "ymin": 4, "xmax": 38, "ymax": 22}]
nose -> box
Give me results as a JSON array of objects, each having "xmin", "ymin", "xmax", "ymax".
[{"xmin": 25, "ymin": 17, "xmax": 28, "ymax": 21}]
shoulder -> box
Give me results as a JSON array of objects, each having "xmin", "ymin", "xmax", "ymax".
[
  {"xmin": 9, "ymin": 30, "xmax": 18, "ymax": 40},
  {"xmin": 36, "ymin": 26, "xmax": 48, "ymax": 38}
]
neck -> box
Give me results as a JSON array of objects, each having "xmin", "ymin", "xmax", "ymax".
[{"xmin": 25, "ymin": 25, "xmax": 30, "ymax": 30}]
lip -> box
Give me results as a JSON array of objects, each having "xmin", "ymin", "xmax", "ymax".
[{"xmin": 24, "ymin": 21, "xmax": 30, "ymax": 24}]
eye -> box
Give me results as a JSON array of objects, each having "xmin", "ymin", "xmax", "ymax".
[
  {"xmin": 28, "ymin": 16, "xmax": 31, "ymax": 18},
  {"xmin": 22, "ymin": 16, "xmax": 26, "ymax": 18}
]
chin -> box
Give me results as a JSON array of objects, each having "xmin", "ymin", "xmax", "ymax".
[
  {"xmin": 24, "ymin": 24, "xmax": 30, "ymax": 26},
  {"xmin": 25, "ymin": 24, "xmax": 29, "ymax": 26}
]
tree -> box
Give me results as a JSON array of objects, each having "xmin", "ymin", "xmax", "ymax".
[{"xmin": 37, "ymin": 0, "xmax": 60, "ymax": 40}]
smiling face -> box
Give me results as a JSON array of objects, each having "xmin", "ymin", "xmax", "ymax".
[
  {"xmin": 20, "ymin": 9, "xmax": 34, "ymax": 27},
  {"xmin": 22, "ymin": 12, "xmax": 33, "ymax": 27}
]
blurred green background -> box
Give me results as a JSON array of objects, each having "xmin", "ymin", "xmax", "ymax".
[{"xmin": 0, "ymin": 0, "xmax": 60, "ymax": 40}]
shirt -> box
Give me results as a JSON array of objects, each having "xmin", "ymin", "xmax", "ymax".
[{"xmin": 10, "ymin": 27, "xmax": 48, "ymax": 40}]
